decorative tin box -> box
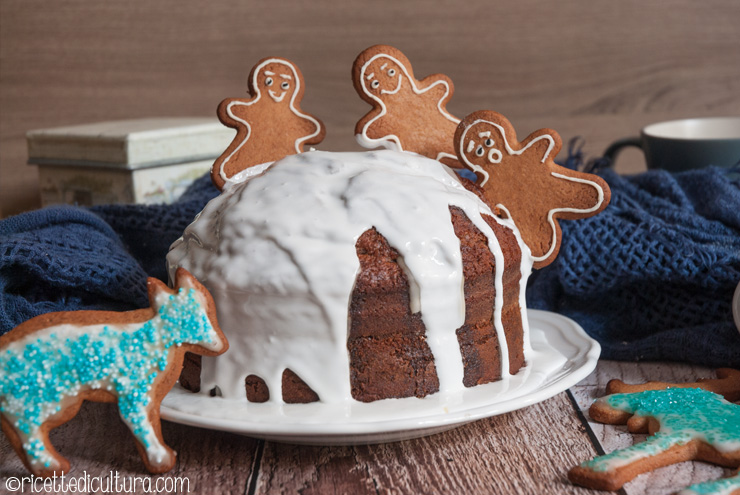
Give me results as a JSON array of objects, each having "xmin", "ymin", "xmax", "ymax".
[{"xmin": 27, "ymin": 118, "xmax": 233, "ymax": 206}]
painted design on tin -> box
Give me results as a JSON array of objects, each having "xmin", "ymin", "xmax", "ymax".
[
  {"xmin": 353, "ymin": 45, "xmax": 461, "ymax": 168},
  {"xmin": 211, "ymin": 57, "xmax": 325, "ymax": 190},
  {"xmin": 0, "ymin": 269, "xmax": 227, "ymax": 477},
  {"xmin": 455, "ymin": 110, "xmax": 609, "ymax": 268}
]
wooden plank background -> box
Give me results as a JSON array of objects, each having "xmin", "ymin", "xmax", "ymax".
[{"xmin": 2, "ymin": 0, "xmax": 740, "ymax": 216}]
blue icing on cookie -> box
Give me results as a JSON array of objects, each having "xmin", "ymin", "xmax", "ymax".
[
  {"xmin": 680, "ymin": 471, "xmax": 740, "ymax": 495},
  {"xmin": 582, "ymin": 388, "xmax": 740, "ymax": 473},
  {"xmin": 0, "ymin": 287, "xmax": 216, "ymax": 468}
]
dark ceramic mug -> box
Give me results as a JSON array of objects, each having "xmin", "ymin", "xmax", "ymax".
[{"xmin": 604, "ymin": 117, "xmax": 740, "ymax": 172}]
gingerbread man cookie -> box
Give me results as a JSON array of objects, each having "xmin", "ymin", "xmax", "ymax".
[
  {"xmin": 455, "ymin": 110, "xmax": 611, "ymax": 268},
  {"xmin": 352, "ymin": 45, "xmax": 461, "ymax": 168},
  {"xmin": 0, "ymin": 268, "xmax": 228, "ymax": 477},
  {"xmin": 569, "ymin": 370, "xmax": 740, "ymax": 493},
  {"xmin": 606, "ymin": 368, "xmax": 740, "ymax": 403},
  {"xmin": 211, "ymin": 56, "xmax": 326, "ymax": 190}
]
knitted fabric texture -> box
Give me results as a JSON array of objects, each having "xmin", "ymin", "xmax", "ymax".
[
  {"xmin": 0, "ymin": 206, "xmax": 149, "ymax": 332},
  {"xmin": 1, "ymin": 166, "xmax": 739, "ymax": 367},
  {"xmin": 528, "ymin": 166, "xmax": 740, "ymax": 367},
  {"xmin": 0, "ymin": 175, "xmax": 218, "ymax": 332}
]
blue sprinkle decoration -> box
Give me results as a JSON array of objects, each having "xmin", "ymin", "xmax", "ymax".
[
  {"xmin": 580, "ymin": 388, "xmax": 740, "ymax": 494},
  {"xmin": 0, "ymin": 287, "xmax": 218, "ymax": 469}
]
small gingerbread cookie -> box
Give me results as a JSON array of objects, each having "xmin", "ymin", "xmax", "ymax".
[
  {"xmin": 352, "ymin": 44, "xmax": 461, "ymax": 168},
  {"xmin": 454, "ymin": 110, "xmax": 611, "ymax": 268},
  {"xmin": 211, "ymin": 56, "xmax": 326, "ymax": 190},
  {"xmin": 606, "ymin": 368, "xmax": 740, "ymax": 402},
  {"xmin": 569, "ymin": 370, "xmax": 740, "ymax": 493},
  {"xmin": 0, "ymin": 268, "xmax": 228, "ymax": 477}
]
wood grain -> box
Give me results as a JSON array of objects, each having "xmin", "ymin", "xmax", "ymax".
[
  {"xmin": 2, "ymin": 0, "xmax": 740, "ymax": 216},
  {"xmin": 4, "ymin": 361, "xmax": 733, "ymax": 494},
  {"xmin": 571, "ymin": 360, "xmax": 736, "ymax": 495},
  {"xmin": 0, "ymin": 394, "xmax": 590, "ymax": 494},
  {"xmin": 0, "ymin": 392, "xmax": 598, "ymax": 494},
  {"xmin": 252, "ymin": 393, "xmax": 597, "ymax": 495},
  {"xmin": 0, "ymin": 401, "xmax": 258, "ymax": 494}
]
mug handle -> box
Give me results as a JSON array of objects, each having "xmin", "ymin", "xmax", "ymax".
[{"xmin": 603, "ymin": 137, "xmax": 642, "ymax": 165}]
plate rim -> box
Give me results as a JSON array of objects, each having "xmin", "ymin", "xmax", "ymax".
[{"xmin": 161, "ymin": 309, "xmax": 600, "ymax": 438}]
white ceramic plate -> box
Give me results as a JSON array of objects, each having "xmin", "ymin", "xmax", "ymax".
[{"xmin": 161, "ymin": 309, "xmax": 600, "ymax": 445}]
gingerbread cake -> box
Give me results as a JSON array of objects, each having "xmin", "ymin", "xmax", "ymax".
[{"xmin": 167, "ymin": 149, "xmax": 534, "ymax": 403}]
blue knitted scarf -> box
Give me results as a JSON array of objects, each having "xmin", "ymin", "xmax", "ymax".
[{"xmin": 2, "ymin": 164, "xmax": 739, "ymax": 367}]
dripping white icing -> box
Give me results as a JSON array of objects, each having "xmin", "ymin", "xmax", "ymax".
[
  {"xmin": 225, "ymin": 161, "xmax": 273, "ymax": 185},
  {"xmin": 167, "ymin": 150, "xmax": 533, "ymax": 403}
]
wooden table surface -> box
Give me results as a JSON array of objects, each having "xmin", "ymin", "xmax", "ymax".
[{"xmin": 1, "ymin": 360, "xmax": 734, "ymax": 495}]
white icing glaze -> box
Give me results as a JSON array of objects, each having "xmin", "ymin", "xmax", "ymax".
[
  {"xmin": 224, "ymin": 161, "xmax": 274, "ymax": 186},
  {"xmin": 218, "ymin": 58, "xmax": 323, "ymax": 185},
  {"xmin": 356, "ymin": 53, "xmax": 460, "ymax": 152},
  {"xmin": 161, "ymin": 320, "xmax": 574, "ymax": 422},
  {"xmin": 167, "ymin": 150, "xmax": 533, "ymax": 403}
]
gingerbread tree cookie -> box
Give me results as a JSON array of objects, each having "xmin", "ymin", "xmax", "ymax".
[
  {"xmin": 352, "ymin": 45, "xmax": 461, "ymax": 168},
  {"xmin": 211, "ymin": 57, "xmax": 326, "ymax": 190},
  {"xmin": 569, "ymin": 370, "xmax": 740, "ymax": 493},
  {"xmin": 454, "ymin": 110, "xmax": 611, "ymax": 268}
]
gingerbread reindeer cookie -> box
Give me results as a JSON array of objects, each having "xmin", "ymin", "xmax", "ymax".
[
  {"xmin": 0, "ymin": 268, "xmax": 228, "ymax": 477},
  {"xmin": 455, "ymin": 110, "xmax": 611, "ymax": 268},
  {"xmin": 352, "ymin": 45, "xmax": 461, "ymax": 168},
  {"xmin": 211, "ymin": 56, "xmax": 326, "ymax": 190},
  {"xmin": 569, "ymin": 370, "xmax": 740, "ymax": 493}
]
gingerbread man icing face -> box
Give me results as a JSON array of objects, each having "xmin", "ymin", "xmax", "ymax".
[
  {"xmin": 255, "ymin": 61, "xmax": 297, "ymax": 104},
  {"xmin": 352, "ymin": 45, "xmax": 461, "ymax": 168},
  {"xmin": 460, "ymin": 120, "xmax": 556, "ymax": 184},
  {"xmin": 210, "ymin": 57, "xmax": 325, "ymax": 191},
  {"xmin": 360, "ymin": 55, "xmax": 405, "ymax": 96},
  {"xmin": 455, "ymin": 110, "xmax": 611, "ymax": 268}
]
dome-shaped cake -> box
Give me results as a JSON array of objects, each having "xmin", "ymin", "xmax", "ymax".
[{"xmin": 167, "ymin": 149, "xmax": 534, "ymax": 403}]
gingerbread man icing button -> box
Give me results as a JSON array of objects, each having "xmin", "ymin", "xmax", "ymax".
[
  {"xmin": 211, "ymin": 56, "xmax": 326, "ymax": 190},
  {"xmin": 455, "ymin": 110, "xmax": 611, "ymax": 268},
  {"xmin": 352, "ymin": 45, "xmax": 462, "ymax": 168}
]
